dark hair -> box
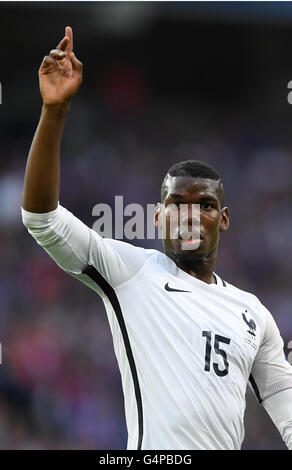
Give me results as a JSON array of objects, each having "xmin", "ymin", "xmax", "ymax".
[{"xmin": 161, "ymin": 160, "xmax": 224, "ymax": 203}]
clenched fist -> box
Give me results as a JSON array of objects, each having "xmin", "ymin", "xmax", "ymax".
[{"xmin": 39, "ymin": 26, "xmax": 83, "ymax": 106}]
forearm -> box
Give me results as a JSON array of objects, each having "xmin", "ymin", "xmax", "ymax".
[
  {"xmin": 22, "ymin": 103, "xmax": 69, "ymax": 213},
  {"xmin": 263, "ymin": 388, "xmax": 292, "ymax": 450}
]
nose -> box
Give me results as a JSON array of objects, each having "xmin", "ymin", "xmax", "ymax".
[
  {"xmin": 179, "ymin": 204, "xmax": 201, "ymax": 239},
  {"xmin": 180, "ymin": 204, "xmax": 200, "ymax": 226}
]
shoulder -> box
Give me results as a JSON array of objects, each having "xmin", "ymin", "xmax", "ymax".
[
  {"xmin": 97, "ymin": 235, "xmax": 161, "ymax": 258},
  {"xmin": 224, "ymin": 279, "xmax": 261, "ymax": 304},
  {"xmin": 223, "ymin": 279, "xmax": 270, "ymax": 321},
  {"xmin": 89, "ymin": 230, "xmax": 164, "ymax": 264}
]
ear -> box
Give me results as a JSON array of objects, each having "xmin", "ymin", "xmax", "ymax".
[
  {"xmin": 154, "ymin": 202, "xmax": 163, "ymax": 229},
  {"xmin": 220, "ymin": 207, "xmax": 229, "ymax": 232}
]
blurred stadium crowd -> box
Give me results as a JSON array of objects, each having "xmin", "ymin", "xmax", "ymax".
[{"xmin": 1, "ymin": 2, "xmax": 292, "ymax": 449}]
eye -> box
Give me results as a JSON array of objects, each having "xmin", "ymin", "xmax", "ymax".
[
  {"xmin": 168, "ymin": 201, "xmax": 180, "ymax": 208},
  {"xmin": 201, "ymin": 202, "xmax": 213, "ymax": 211}
]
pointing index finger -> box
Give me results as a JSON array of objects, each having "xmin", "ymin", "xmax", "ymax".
[{"xmin": 65, "ymin": 26, "xmax": 73, "ymax": 52}]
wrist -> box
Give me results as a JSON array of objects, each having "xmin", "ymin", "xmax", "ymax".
[{"xmin": 42, "ymin": 102, "xmax": 70, "ymax": 118}]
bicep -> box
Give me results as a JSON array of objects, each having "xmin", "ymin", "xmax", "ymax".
[
  {"xmin": 22, "ymin": 203, "xmax": 90, "ymax": 274},
  {"xmin": 250, "ymin": 309, "xmax": 292, "ymax": 403},
  {"xmin": 22, "ymin": 203, "xmax": 151, "ymax": 288}
]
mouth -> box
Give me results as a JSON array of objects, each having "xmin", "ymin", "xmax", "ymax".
[
  {"xmin": 178, "ymin": 233, "xmax": 203, "ymax": 250},
  {"xmin": 178, "ymin": 232, "xmax": 204, "ymax": 242}
]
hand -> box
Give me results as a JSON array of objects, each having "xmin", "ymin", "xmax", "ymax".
[{"xmin": 39, "ymin": 26, "xmax": 83, "ymax": 106}]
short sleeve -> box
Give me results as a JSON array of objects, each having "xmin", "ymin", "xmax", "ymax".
[{"xmin": 249, "ymin": 307, "xmax": 292, "ymax": 403}]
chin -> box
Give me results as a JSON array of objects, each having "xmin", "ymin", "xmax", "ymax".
[{"xmin": 176, "ymin": 250, "xmax": 206, "ymax": 264}]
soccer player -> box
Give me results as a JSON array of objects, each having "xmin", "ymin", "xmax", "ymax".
[{"xmin": 22, "ymin": 27, "xmax": 292, "ymax": 450}]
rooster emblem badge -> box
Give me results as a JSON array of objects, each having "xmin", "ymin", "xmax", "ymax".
[{"xmin": 242, "ymin": 310, "xmax": 256, "ymax": 337}]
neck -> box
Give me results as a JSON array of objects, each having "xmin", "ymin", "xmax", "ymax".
[{"xmin": 168, "ymin": 252, "xmax": 217, "ymax": 285}]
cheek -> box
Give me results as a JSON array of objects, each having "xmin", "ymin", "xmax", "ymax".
[
  {"xmin": 162, "ymin": 210, "xmax": 180, "ymax": 238},
  {"xmin": 201, "ymin": 214, "xmax": 221, "ymax": 234}
]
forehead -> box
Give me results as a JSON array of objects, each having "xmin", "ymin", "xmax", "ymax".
[{"xmin": 164, "ymin": 176, "xmax": 220, "ymax": 198}]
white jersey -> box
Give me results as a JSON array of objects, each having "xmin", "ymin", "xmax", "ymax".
[{"xmin": 21, "ymin": 204, "xmax": 292, "ymax": 450}]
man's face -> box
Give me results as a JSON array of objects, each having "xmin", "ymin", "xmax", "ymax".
[{"xmin": 155, "ymin": 176, "xmax": 229, "ymax": 262}]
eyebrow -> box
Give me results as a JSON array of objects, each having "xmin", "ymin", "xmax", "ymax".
[
  {"xmin": 198, "ymin": 195, "xmax": 218, "ymax": 204},
  {"xmin": 168, "ymin": 193, "xmax": 218, "ymax": 203},
  {"xmin": 168, "ymin": 193, "xmax": 185, "ymax": 200}
]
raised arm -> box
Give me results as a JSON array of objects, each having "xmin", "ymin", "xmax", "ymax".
[
  {"xmin": 22, "ymin": 26, "xmax": 83, "ymax": 213},
  {"xmin": 22, "ymin": 27, "xmax": 152, "ymax": 291}
]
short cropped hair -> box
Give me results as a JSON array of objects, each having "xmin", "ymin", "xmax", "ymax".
[{"xmin": 161, "ymin": 160, "xmax": 224, "ymax": 204}]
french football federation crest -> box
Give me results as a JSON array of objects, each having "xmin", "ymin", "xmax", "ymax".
[{"xmin": 242, "ymin": 310, "xmax": 256, "ymax": 337}]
